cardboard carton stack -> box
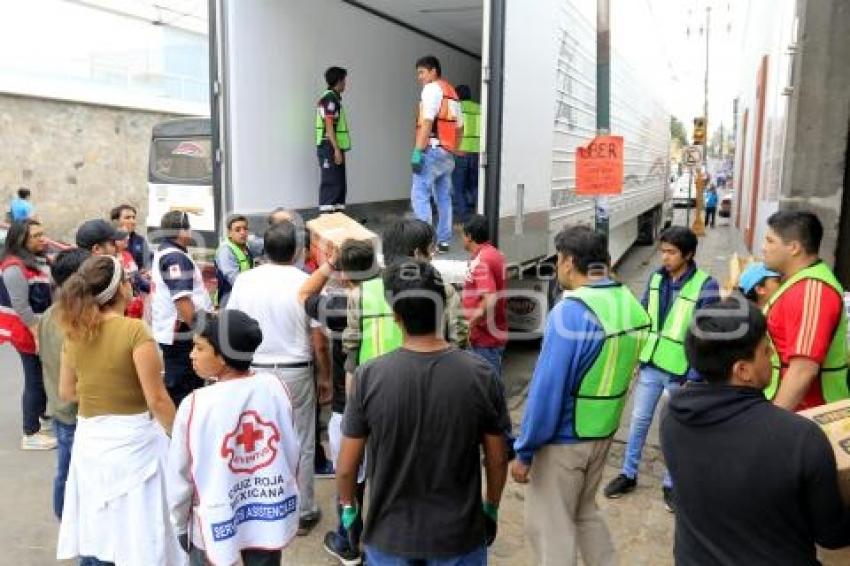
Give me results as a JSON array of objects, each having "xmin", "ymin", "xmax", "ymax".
[{"xmin": 798, "ymin": 399, "xmax": 850, "ymax": 505}]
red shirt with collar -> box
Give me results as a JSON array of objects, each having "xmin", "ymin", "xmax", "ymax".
[{"xmin": 462, "ymin": 242, "xmax": 508, "ymax": 348}]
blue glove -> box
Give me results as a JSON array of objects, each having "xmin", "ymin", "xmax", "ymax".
[
  {"xmin": 411, "ymin": 148, "xmax": 423, "ymax": 175},
  {"xmin": 342, "ymin": 504, "xmax": 359, "ymax": 530}
]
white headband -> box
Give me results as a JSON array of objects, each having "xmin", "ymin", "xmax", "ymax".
[{"xmin": 95, "ymin": 256, "xmax": 123, "ymax": 305}]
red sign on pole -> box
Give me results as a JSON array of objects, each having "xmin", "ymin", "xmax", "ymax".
[{"xmin": 575, "ymin": 135, "xmax": 624, "ymax": 196}]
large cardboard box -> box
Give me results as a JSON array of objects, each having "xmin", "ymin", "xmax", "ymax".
[
  {"xmin": 798, "ymin": 399, "xmax": 850, "ymax": 505},
  {"xmin": 306, "ymin": 213, "xmax": 378, "ymax": 265}
]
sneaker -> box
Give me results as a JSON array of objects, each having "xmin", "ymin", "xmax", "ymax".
[
  {"xmin": 297, "ymin": 509, "xmax": 322, "ymax": 536},
  {"xmin": 39, "ymin": 416, "xmax": 53, "ymax": 434},
  {"xmin": 21, "ymin": 432, "xmax": 57, "ymax": 451},
  {"xmin": 315, "ymin": 459, "xmax": 336, "ymax": 479},
  {"xmin": 323, "ymin": 531, "xmax": 362, "ymax": 565},
  {"xmin": 662, "ymin": 486, "xmax": 675, "ymax": 513},
  {"xmin": 603, "ymin": 474, "xmax": 637, "ymax": 499},
  {"xmin": 437, "ymin": 242, "xmax": 450, "ymax": 254}
]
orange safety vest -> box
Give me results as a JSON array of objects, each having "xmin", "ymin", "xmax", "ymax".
[{"xmin": 417, "ymin": 79, "xmax": 460, "ymax": 152}]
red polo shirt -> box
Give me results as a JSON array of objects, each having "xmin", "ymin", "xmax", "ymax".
[
  {"xmin": 766, "ymin": 274, "xmax": 843, "ymax": 411},
  {"xmin": 462, "ymin": 243, "xmax": 508, "ymax": 348}
]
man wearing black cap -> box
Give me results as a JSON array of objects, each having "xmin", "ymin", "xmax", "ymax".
[
  {"xmin": 75, "ymin": 219, "xmax": 126, "ymax": 256},
  {"xmin": 168, "ymin": 310, "xmax": 301, "ymax": 565},
  {"xmin": 151, "ymin": 211, "xmax": 212, "ymax": 407}
]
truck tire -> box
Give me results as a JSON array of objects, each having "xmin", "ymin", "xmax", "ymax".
[{"xmin": 636, "ymin": 207, "xmax": 661, "ymax": 246}]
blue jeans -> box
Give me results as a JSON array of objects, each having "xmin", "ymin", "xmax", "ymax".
[
  {"xmin": 412, "ymin": 146, "xmax": 455, "ymax": 244},
  {"xmin": 19, "ymin": 351, "xmax": 47, "ymax": 435},
  {"xmin": 472, "ymin": 346, "xmax": 504, "ymax": 378},
  {"xmin": 365, "ymin": 544, "xmax": 487, "ymax": 565},
  {"xmin": 622, "ymin": 365, "xmax": 679, "ymax": 488},
  {"xmin": 452, "ymin": 153, "xmax": 479, "ymax": 225},
  {"xmin": 54, "ymin": 420, "xmax": 76, "ymax": 519}
]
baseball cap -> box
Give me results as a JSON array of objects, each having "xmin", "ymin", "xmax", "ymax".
[
  {"xmin": 738, "ymin": 262, "xmax": 780, "ymax": 295},
  {"xmin": 75, "ymin": 219, "xmax": 127, "ymax": 250}
]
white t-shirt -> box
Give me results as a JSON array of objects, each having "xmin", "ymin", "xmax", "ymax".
[
  {"xmin": 420, "ymin": 81, "xmax": 464, "ymax": 129},
  {"xmin": 226, "ymin": 264, "xmax": 316, "ymax": 364}
]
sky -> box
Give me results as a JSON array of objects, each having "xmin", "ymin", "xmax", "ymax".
[{"xmin": 644, "ymin": 0, "xmax": 744, "ymax": 140}]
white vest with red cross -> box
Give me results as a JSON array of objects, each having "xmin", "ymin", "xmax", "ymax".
[{"xmin": 183, "ymin": 372, "xmax": 300, "ymax": 565}]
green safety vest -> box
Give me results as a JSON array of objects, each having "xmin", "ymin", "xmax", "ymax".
[
  {"xmin": 458, "ymin": 99, "xmax": 481, "ymax": 153},
  {"xmin": 225, "ymin": 240, "xmax": 252, "ymax": 273},
  {"xmin": 763, "ymin": 261, "xmax": 849, "ymax": 402},
  {"xmin": 315, "ymin": 90, "xmax": 351, "ymax": 151},
  {"xmin": 639, "ymin": 269, "xmax": 710, "ymax": 377},
  {"xmin": 359, "ymin": 277, "xmax": 403, "ymax": 364},
  {"xmin": 570, "ymin": 284, "xmax": 651, "ymax": 439}
]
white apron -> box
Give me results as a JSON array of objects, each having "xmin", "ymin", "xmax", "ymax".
[
  {"xmin": 169, "ymin": 372, "xmax": 300, "ymax": 566},
  {"xmin": 57, "ymin": 413, "xmax": 186, "ymax": 566}
]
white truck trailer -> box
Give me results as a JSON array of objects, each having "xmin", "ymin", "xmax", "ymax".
[{"xmin": 150, "ymin": 0, "xmax": 671, "ymax": 332}]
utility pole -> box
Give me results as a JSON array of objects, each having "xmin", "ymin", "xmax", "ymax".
[
  {"xmin": 692, "ymin": 4, "xmax": 710, "ymax": 237},
  {"xmin": 595, "ymin": 0, "xmax": 610, "ymax": 244}
]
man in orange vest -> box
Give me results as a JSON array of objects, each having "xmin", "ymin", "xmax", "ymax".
[{"xmin": 411, "ymin": 55, "xmax": 464, "ymax": 254}]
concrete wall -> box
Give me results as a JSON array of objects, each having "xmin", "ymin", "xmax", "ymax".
[
  {"xmin": 0, "ymin": 93, "xmax": 179, "ymax": 243},
  {"xmin": 780, "ymin": 0, "xmax": 850, "ymax": 266}
]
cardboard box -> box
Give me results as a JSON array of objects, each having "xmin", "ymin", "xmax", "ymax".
[
  {"xmin": 798, "ymin": 399, "xmax": 850, "ymax": 505},
  {"xmin": 306, "ymin": 213, "xmax": 378, "ymax": 265}
]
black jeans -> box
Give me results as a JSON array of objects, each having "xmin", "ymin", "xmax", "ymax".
[
  {"xmin": 317, "ymin": 140, "xmax": 347, "ymax": 209},
  {"xmin": 705, "ymin": 206, "xmax": 717, "ymax": 227},
  {"xmin": 161, "ymin": 340, "xmax": 204, "ymax": 409},
  {"xmin": 19, "ymin": 351, "xmax": 47, "ymax": 435},
  {"xmin": 190, "ymin": 546, "xmax": 280, "ymax": 566}
]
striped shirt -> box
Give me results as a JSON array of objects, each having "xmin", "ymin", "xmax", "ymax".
[{"xmin": 766, "ymin": 277, "xmax": 843, "ymax": 410}]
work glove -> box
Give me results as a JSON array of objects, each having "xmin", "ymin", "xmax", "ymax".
[
  {"xmin": 342, "ymin": 503, "xmax": 359, "ymax": 531},
  {"xmin": 177, "ymin": 532, "xmax": 190, "ymax": 553},
  {"xmin": 483, "ymin": 501, "xmax": 499, "ymax": 546},
  {"xmin": 411, "ymin": 148, "xmax": 423, "ymax": 175}
]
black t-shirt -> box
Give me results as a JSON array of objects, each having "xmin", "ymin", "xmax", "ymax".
[
  {"xmin": 343, "ymin": 346, "xmax": 508, "ymax": 559},
  {"xmin": 304, "ymin": 291, "xmax": 348, "ymax": 413}
]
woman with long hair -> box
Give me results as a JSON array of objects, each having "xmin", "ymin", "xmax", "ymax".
[
  {"xmin": 55, "ymin": 254, "xmax": 185, "ymax": 565},
  {"xmin": 0, "ymin": 219, "xmax": 55, "ymax": 450}
]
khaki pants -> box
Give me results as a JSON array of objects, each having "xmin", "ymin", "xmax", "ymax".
[{"xmin": 526, "ymin": 440, "xmax": 617, "ymax": 566}]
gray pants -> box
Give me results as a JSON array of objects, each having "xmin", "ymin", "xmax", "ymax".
[
  {"xmin": 257, "ymin": 365, "xmax": 317, "ymax": 518},
  {"xmin": 526, "ymin": 440, "xmax": 617, "ymax": 566}
]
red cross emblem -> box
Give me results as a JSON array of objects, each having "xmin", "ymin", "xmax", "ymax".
[{"xmin": 221, "ymin": 410, "xmax": 281, "ymax": 474}]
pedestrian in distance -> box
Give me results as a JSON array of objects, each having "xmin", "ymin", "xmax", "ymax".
[
  {"xmin": 317, "ymin": 66, "xmax": 351, "ymax": 213},
  {"xmin": 226, "ymin": 220, "xmax": 331, "ymax": 537},
  {"xmin": 38, "ymin": 248, "xmax": 90, "ymax": 518},
  {"xmin": 337, "ymin": 259, "xmax": 508, "ymax": 565},
  {"xmin": 151, "ymin": 211, "xmax": 213, "ymax": 408},
  {"xmin": 704, "ymin": 185, "xmax": 718, "ymax": 228},
  {"xmin": 10, "ymin": 187, "xmax": 34, "ymax": 222},
  {"xmin": 56, "ymin": 254, "xmax": 181, "ymax": 565},
  {"xmin": 662, "ymin": 297, "xmax": 850, "ymax": 564},
  {"xmin": 410, "ymin": 55, "xmax": 464, "ymax": 253},
  {"xmin": 512, "ymin": 226, "xmax": 650, "ymax": 566},
  {"xmin": 737, "ymin": 261, "xmax": 780, "ymax": 308},
  {"xmin": 761, "ymin": 210, "xmax": 849, "ymax": 410},
  {"xmin": 604, "ymin": 225, "xmax": 720, "ymax": 511},
  {"xmin": 214, "ymin": 213, "xmax": 254, "ymax": 306},
  {"xmin": 0, "ymin": 219, "xmax": 55, "ymax": 450},
  {"xmin": 168, "ymin": 310, "xmax": 301, "ymax": 566}
]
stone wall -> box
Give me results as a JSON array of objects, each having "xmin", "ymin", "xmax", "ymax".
[{"xmin": 0, "ymin": 93, "xmax": 181, "ymax": 243}]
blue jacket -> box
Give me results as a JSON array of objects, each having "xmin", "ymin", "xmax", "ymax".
[
  {"xmin": 641, "ymin": 263, "xmax": 720, "ymax": 380},
  {"xmin": 514, "ymin": 280, "xmax": 615, "ymax": 464},
  {"xmin": 705, "ymin": 190, "xmax": 718, "ymax": 208}
]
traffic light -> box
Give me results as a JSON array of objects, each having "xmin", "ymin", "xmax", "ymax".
[{"xmin": 693, "ymin": 117, "xmax": 706, "ymax": 145}]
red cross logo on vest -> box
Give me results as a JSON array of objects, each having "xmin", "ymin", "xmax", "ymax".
[{"xmin": 221, "ymin": 410, "xmax": 281, "ymax": 474}]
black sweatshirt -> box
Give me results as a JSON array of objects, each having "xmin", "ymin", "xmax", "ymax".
[{"xmin": 661, "ymin": 384, "xmax": 850, "ymax": 565}]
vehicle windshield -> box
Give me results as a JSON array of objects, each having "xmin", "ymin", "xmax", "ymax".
[{"xmin": 149, "ymin": 137, "xmax": 212, "ymax": 184}]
